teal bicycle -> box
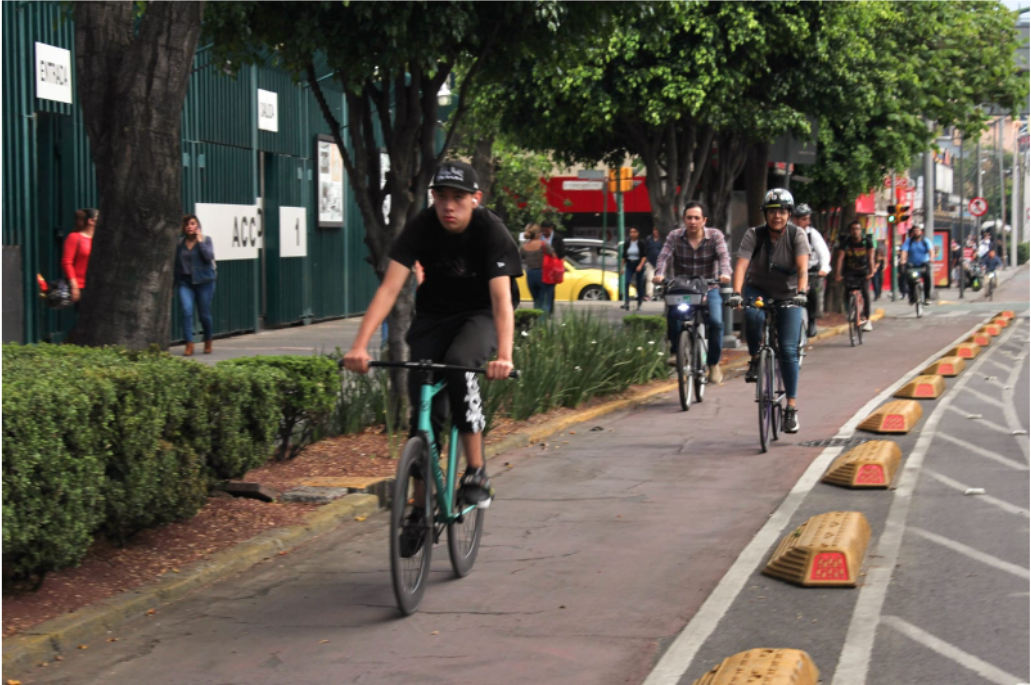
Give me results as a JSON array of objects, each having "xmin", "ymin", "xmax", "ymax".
[{"xmin": 358, "ymin": 360, "xmax": 519, "ymax": 615}]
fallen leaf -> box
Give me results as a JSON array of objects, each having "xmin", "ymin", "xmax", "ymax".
[
  {"xmin": 320, "ymin": 640, "xmax": 330, "ymax": 644},
  {"xmin": 354, "ymin": 516, "xmax": 367, "ymax": 522},
  {"xmin": 145, "ymin": 609, "xmax": 156, "ymax": 615},
  {"xmin": 77, "ymin": 644, "xmax": 88, "ymax": 650},
  {"xmin": 559, "ymin": 605, "xmax": 567, "ymax": 609},
  {"xmin": 106, "ymin": 637, "xmax": 119, "ymax": 642},
  {"xmin": 568, "ymin": 431, "xmax": 576, "ymax": 435},
  {"xmin": 8, "ymin": 679, "xmax": 23, "ymax": 685},
  {"xmin": 431, "ymin": 630, "xmax": 440, "ymax": 635},
  {"xmin": 171, "ymin": 568, "xmax": 180, "ymax": 573},
  {"xmin": 54, "ymin": 656, "xmax": 63, "ymax": 662}
]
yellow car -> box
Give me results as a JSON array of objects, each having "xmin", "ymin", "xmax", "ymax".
[{"xmin": 517, "ymin": 242, "xmax": 636, "ymax": 303}]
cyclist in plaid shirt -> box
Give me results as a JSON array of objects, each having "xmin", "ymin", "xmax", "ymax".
[{"xmin": 652, "ymin": 201, "xmax": 732, "ymax": 384}]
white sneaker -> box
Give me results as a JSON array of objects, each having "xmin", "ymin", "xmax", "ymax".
[
  {"xmin": 862, "ymin": 320, "xmax": 873, "ymax": 332},
  {"xmin": 708, "ymin": 364, "xmax": 723, "ymax": 384}
]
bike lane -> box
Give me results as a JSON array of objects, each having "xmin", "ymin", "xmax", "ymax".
[{"xmin": 27, "ymin": 304, "xmax": 1015, "ymax": 685}]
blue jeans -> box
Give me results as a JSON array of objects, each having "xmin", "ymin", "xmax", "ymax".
[
  {"xmin": 666, "ymin": 287, "xmax": 724, "ymax": 365},
  {"xmin": 743, "ymin": 284, "xmax": 802, "ymax": 399},
  {"xmin": 178, "ymin": 280, "xmax": 216, "ymax": 343},
  {"xmin": 625, "ymin": 260, "xmax": 645, "ymax": 307},
  {"xmin": 527, "ymin": 268, "xmax": 544, "ymax": 310}
]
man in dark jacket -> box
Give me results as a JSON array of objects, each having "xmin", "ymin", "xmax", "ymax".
[{"xmin": 645, "ymin": 227, "xmax": 663, "ymax": 299}]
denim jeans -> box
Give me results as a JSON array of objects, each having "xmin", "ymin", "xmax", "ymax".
[
  {"xmin": 526, "ymin": 268, "xmax": 546, "ymax": 311},
  {"xmin": 665, "ymin": 287, "xmax": 724, "ymax": 365},
  {"xmin": 625, "ymin": 260, "xmax": 645, "ymax": 307},
  {"xmin": 178, "ymin": 280, "xmax": 216, "ymax": 343},
  {"xmin": 743, "ymin": 284, "xmax": 802, "ymax": 399}
]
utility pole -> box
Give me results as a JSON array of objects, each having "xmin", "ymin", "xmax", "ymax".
[
  {"xmin": 998, "ymin": 117, "xmax": 1007, "ymax": 265},
  {"xmin": 976, "ymin": 138, "xmax": 983, "ymax": 241},
  {"xmin": 1013, "ymin": 137, "xmax": 1021, "ymax": 269},
  {"xmin": 924, "ymin": 120, "xmax": 936, "ymax": 299},
  {"xmin": 958, "ymin": 136, "xmax": 965, "ymax": 298},
  {"xmin": 890, "ymin": 173, "xmax": 899, "ymax": 301}
]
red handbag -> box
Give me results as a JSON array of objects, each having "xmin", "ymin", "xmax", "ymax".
[{"xmin": 542, "ymin": 253, "xmax": 565, "ymax": 285}]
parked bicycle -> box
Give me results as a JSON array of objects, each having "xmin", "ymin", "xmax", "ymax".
[
  {"xmin": 744, "ymin": 296, "xmax": 802, "ymax": 453},
  {"xmin": 342, "ymin": 359, "xmax": 519, "ymax": 615},
  {"xmin": 662, "ymin": 277, "xmax": 719, "ymax": 411}
]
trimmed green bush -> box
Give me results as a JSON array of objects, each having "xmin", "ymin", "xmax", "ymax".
[
  {"xmin": 204, "ymin": 362, "xmax": 285, "ymax": 479},
  {"xmin": 622, "ymin": 314, "xmax": 667, "ymax": 335},
  {"xmin": 515, "ymin": 308, "xmax": 544, "ymax": 332},
  {"xmin": 222, "ymin": 356, "xmax": 338, "ymax": 460},
  {"xmin": 1018, "ymin": 242, "xmax": 1028, "ymax": 266}
]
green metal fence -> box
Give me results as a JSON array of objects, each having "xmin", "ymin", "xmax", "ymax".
[{"xmin": 2, "ymin": 2, "xmax": 380, "ymax": 345}]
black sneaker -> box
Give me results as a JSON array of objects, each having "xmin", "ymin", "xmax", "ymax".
[
  {"xmin": 783, "ymin": 407, "xmax": 800, "ymax": 433},
  {"xmin": 399, "ymin": 506, "xmax": 426, "ymax": 558},
  {"xmin": 745, "ymin": 357, "xmax": 759, "ymax": 383},
  {"xmin": 460, "ymin": 468, "xmax": 494, "ymax": 509},
  {"xmin": 807, "ymin": 324, "xmax": 818, "ymax": 338}
]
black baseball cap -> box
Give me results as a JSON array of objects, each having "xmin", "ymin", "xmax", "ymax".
[{"xmin": 430, "ymin": 160, "xmax": 479, "ymax": 193}]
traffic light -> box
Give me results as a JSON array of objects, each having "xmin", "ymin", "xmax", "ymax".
[
  {"xmin": 607, "ymin": 167, "xmax": 633, "ymax": 194},
  {"xmin": 887, "ymin": 204, "xmax": 911, "ymax": 224}
]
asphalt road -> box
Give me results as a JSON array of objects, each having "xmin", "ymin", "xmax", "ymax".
[{"xmin": 30, "ymin": 270, "xmax": 1028, "ymax": 685}]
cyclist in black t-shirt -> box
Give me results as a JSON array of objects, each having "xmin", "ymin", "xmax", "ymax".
[
  {"xmin": 344, "ymin": 161, "xmax": 522, "ymax": 512},
  {"xmin": 834, "ymin": 221, "xmax": 876, "ymax": 332}
]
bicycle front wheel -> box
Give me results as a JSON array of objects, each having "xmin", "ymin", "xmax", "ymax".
[
  {"xmin": 676, "ymin": 328, "xmax": 694, "ymax": 411},
  {"xmin": 390, "ymin": 436, "xmax": 435, "ymax": 615},
  {"xmin": 915, "ymin": 283, "xmax": 924, "ymax": 318},
  {"xmin": 757, "ymin": 349, "xmax": 775, "ymax": 453},
  {"xmin": 447, "ymin": 437, "xmax": 484, "ymax": 578},
  {"xmin": 848, "ymin": 295, "xmax": 858, "ymax": 347},
  {"xmin": 693, "ymin": 328, "xmax": 706, "ymax": 402}
]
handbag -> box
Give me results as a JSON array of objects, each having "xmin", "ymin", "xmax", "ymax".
[{"xmin": 542, "ymin": 253, "xmax": 565, "ymax": 285}]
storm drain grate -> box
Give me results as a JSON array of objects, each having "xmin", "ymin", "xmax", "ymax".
[{"xmin": 798, "ymin": 437, "xmax": 872, "ymax": 448}]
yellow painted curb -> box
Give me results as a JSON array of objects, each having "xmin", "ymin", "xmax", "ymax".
[
  {"xmin": 894, "ymin": 374, "xmax": 946, "ymax": 400},
  {"xmin": 858, "ymin": 400, "xmax": 923, "ymax": 433},
  {"xmin": 691, "ymin": 648, "xmax": 819, "ymax": 685},
  {"xmin": 764, "ymin": 511, "xmax": 871, "ymax": 587},
  {"xmin": 822, "ymin": 441, "xmax": 902, "ymax": 488},
  {"xmin": 921, "ymin": 356, "xmax": 965, "ymax": 377}
]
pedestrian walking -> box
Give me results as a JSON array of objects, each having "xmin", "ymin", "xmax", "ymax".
[
  {"xmin": 61, "ymin": 208, "xmax": 97, "ymax": 304},
  {"xmin": 622, "ymin": 226, "xmax": 647, "ymax": 310},
  {"xmin": 872, "ymin": 244, "xmax": 886, "ymax": 300},
  {"xmin": 519, "ymin": 224, "xmax": 555, "ymax": 313},
  {"xmin": 175, "ymin": 214, "xmax": 217, "ymax": 356},
  {"xmin": 645, "ymin": 227, "xmax": 663, "ymax": 300},
  {"xmin": 540, "ymin": 221, "xmax": 564, "ymax": 313}
]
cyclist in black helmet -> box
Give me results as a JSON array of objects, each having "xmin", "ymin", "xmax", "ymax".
[{"xmin": 727, "ymin": 188, "xmax": 810, "ymax": 433}]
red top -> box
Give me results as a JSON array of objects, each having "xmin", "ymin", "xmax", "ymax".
[{"xmin": 61, "ymin": 232, "xmax": 93, "ymax": 289}]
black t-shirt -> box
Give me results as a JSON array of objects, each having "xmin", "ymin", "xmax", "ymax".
[
  {"xmin": 390, "ymin": 207, "xmax": 523, "ymax": 317},
  {"xmin": 838, "ymin": 234, "xmax": 873, "ymax": 274}
]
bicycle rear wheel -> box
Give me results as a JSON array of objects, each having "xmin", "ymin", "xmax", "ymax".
[
  {"xmin": 757, "ymin": 349, "xmax": 774, "ymax": 453},
  {"xmin": 676, "ymin": 328, "xmax": 693, "ymax": 411},
  {"xmin": 855, "ymin": 292, "xmax": 864, "ymax": 345},
  {"xmin": 390, "ymin": 436, "xmax": 435, "ymax": 615},
  {"xmin": 915, "ymin": 283, "xmax": 924, "ymax": 318},
  {"xmin": 447, "ymin": 437, "xmax": 484, "ymax": 578}
]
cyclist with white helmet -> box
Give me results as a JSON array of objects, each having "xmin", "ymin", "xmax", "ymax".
[
  {"xmin": 792, "ymin": 203, "xmax": 830, "ymax": 338},
  {"xmin": 727, "ymin": 188, "xmax": 810, "ymax": 433}
]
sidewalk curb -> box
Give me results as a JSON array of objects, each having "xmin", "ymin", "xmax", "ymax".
[{"xmin": 1, "ymin": 308, "xmax": 874, "ymax": 678}]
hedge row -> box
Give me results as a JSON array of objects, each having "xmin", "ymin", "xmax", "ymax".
[{"xmin": 2, "ymin": 345, "xmax": 336, "ymax": 582}]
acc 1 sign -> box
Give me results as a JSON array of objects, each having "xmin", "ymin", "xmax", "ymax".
[
  {"xmin": 279, "ymin": 207, "xmax": 307, "ymax": 258},
  {"xmin": 195, "ymin": 203, "xmax": 262, "ymax": 261}
]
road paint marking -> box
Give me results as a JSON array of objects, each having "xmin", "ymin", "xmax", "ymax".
[
  {"xmin": 832, "ymin": 324, "xmax": 1017, "ymax": 685},
  {"xmin": 922, "ymin": 469, "xmax": 1030, "ymax": 518},
  {"xmin": 936, "ymin": 433, "xmax": 1029, "ymax": 471},
  {"xmin": 907, "ymin": 527, "xmax": 1030, "ymax": 579},
  {"xmin": 962, "ymin": 386, "xmax": 1005, "ymax": 408},
  {"xmin": 945, "ymin": 404, "xmax": 1014, "ymax": 436},
  {"xmin": 936, "ymin": 310, "xmax": 965, "ymax": 318},
  {"xmin": 880, "ymin": 615, "xmax": 1027, "ymax": 685},
  {"xmin": 643, "ymin": 320, "xmax": 994, "ymax": 685},
  {"xmin": 983, "ymin": 358, "xmax": 1013, "ymax": 375}
]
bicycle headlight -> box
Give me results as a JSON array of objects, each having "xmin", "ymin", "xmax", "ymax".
[{"xmin": 677, "ymin": 303, "xmax": 690, "ymax": 313}]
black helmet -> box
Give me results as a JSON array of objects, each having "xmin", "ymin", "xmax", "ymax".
[
  {"xmin": 762, "ymin": 188, "xmax": 794, "ymax": 214},
  {"xmin": 793, "ymin": 203, "xmax": 812, "ymax": 217}
]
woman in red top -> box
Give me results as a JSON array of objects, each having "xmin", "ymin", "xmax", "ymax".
[{"xmin": 61, "ymin": 208, "xmax": 98, "ymax": 303}]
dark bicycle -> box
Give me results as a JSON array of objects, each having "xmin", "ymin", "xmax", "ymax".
[
  {"xmin": 745, "ymin": 297, "xmax": 802, "ymax": 453},
  {"xmin": 663, "ymin": 277, "xmax": 719, "ymax": 411},
  {"xmin": 343, "ymin": 359, "xmax": 519, "ymax": 615},
  {"xmin": 906, "ymin": 267, "xmax": 925, "ymax": 318},
  {"xmin": 844, "ymin": 277, "xmax": 867, "ymax": 347}
]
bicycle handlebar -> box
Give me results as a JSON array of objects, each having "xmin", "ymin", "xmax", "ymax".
[
  {"xmin": 340, "ymin": 358, "xmax": 521, "ymax": 380},
  {"xmin": 743, "ymin": 297, "xmax": 802, "ymax": 309}
]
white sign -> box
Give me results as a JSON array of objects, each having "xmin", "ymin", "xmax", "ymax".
[
  {"xmin": 195, "ymin": 203, "xmax": 261, "ymax": 261},
  {"xmin": 316, "ymin": 139, "xmax": 344, "ymax": 226},
  {"xmin": 563, "ymin": 180, "xmax": 604, "ymax": 191},
  {"xmin": 380, "ymin": 152, "xmax": 391, "ymax": 224},
  {"xmin": 934, "ymin": 163, "xmax": 953, "ymax": 194},
  {"xmin": 257, "ymin": 89, "xmax": 278, "ymax": 132},
  {"xmin": 968, "ymin": 197, "xmax": 988, "ymax": 217},
  {"xmin": 279, "ymin": 207, "xmax": 307, "ymax": 258},
  {"xmin": 35, "ymin": 42, "xmax": 72, "ymax": 104}
]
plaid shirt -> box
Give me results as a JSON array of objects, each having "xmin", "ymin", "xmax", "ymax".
[{"xmin": 654, "ymin": 227, "xmax": 731, "ymax": 281}]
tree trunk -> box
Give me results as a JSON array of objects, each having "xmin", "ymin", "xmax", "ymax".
[
  {"xmin": 470, "ymin": 135, "xmax": 496, "ymax": 208},
  {"xmin": 71, "ymin": 2, "xmax": 204, "ymax": 348},
  {"xmin": 743, "ymin": 141, "xmax": 769, "ymax": 228}
]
